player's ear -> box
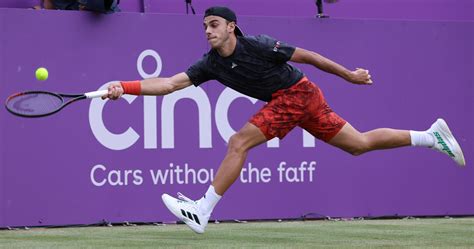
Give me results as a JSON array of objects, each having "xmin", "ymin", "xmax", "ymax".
[{"xmin": 227, "ymin": 21, "xmax": 236, "ymax": 34}]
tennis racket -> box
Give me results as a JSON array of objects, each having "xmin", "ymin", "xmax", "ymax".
[{"xmin": 5, "ymin": 90, "xmax": 108, "ymax": 118}]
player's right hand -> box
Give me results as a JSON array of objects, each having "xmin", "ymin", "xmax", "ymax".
[
  {"xmin": 348, "ymin": 68, "xmax": 373, "ymax": 85},
  {"xmin": 102, "ymin": 82, "xmax": 124, "ymax": 100}
]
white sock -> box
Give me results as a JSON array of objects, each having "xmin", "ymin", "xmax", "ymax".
[
  {"xmin": 198, "ymin": 185, "xmax": 222, "ymax": 216},
  {"xmin": 409, "ymin": 130, "xmax": 435, "ymax": 147}
]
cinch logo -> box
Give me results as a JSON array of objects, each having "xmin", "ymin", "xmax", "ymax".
[
  {"xmin": 433, "ymin": 132, "xmax": 455, "ymax": 157},
  {"xmin": 88, "ymin": 49, "xmax": 316, "ymax": 150}
]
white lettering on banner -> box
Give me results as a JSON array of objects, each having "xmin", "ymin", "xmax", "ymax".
[
  {"xmin": 139, "ymin": 50, "xmax": 161, "ymax": 149},
  {"xmin": 90, "ymin": 164, "xmax": 107, "ymax": 186},
  {"xmin": 303, "ymin": 129, "xmax": 316, "ymax": 147},
  {"xmin": 149, "ymin": 163, "xmax": 215, "ymax": 185},
  {"xmin": 88, "ymin": 49, "xmax": 316, "ymax": 150},
  {"xmin": 277, "ymin": 161, "xmax": 316, "ymax": 183},
  {"xmin": 144, "ymin": 96, "xmax": 158, "ymax": 148},
  {"xmin": 161, "ymin": 87, "xmax": 212, "ymax": 148},
  {"xmin": 137, "ymin": 49, "xmax": 162, "ymax": 78},
  {"xmin": 240, "ymin": 162, "xmax": 272, "ymax": 183},
  {"xmin": 89, "ymin": 83, "xmax": 140, "ymax": 150},
  {"xmin": 90, "ymin": 164, "xmax": 144, "ymax": 187},
  {"xmin": 90, "ymin": 161, "xmax": 316, "ymax": 187}
]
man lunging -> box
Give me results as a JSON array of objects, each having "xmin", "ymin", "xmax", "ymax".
[{"xmin": 103, "ymin": 6, "xmax": 465, "ymax": 234}]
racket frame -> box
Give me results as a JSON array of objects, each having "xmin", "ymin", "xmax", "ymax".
[{"xmin": 5, "ymin": 90, "xmax": 107, "ymax": 118}]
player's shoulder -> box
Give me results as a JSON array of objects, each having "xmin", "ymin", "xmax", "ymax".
[
  {"xmin": 240, "ymin": 34, "xmax": 278, "ymax": 46},
  {"xmin": 196, "ymin": 49, "xmax": 216, "ymax": 62},
  {"xmin": 190, "ymin": 50, "xmax": 214, "ymax": 70}
]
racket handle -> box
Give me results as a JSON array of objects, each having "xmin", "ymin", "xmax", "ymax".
[{"xmin": 85, "ymin": 90, "xmax": 108, "ymax": 99}]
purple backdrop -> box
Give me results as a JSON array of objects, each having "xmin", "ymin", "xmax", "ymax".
[{"xmin": 0, "ymin": 8, "xmax": 473, "ymax": 227}]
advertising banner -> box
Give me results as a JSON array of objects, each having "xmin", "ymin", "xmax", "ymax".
[{"xmin": 0, "ymin": 9, "xmax": 472, "ymax": 227}]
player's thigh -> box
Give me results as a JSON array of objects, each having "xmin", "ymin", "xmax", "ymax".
[{"xmin": 327, "ymin": 122, "xmax": 368, "ymax": 152}]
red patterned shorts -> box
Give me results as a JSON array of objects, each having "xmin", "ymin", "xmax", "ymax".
[{"xmin": 249, "ymin": 77, "xmax": 346, "ymax": 142}]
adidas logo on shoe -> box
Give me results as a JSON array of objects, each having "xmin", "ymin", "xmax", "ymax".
[
  {"xmin": 180, "ymin": 209, "xmax": 201, "ymax": 225},
  {"xmin": 428, "ymin": 118, "xmax": 465, "ymax": 166},
  {"xmin": 433, "ymin": 131, "xmax": 455, "ymax": 158},
  {"xmin": 162, "ymin": 193, "xmax": 209, "ymax": 234}
]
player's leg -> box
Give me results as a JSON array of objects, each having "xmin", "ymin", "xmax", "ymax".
[
  {"xmin": 327, "ymin": 119, "xmax": 465, "ymax": 166},
  {"xmin": 212, "ymin": 122, "xmax": 268, "ymax": 195},
  {"xmin": 299, "ymin": 79, "xmax": 465, "ymax": 166},
  {"xmin": 161, "ymin": 79, "xmax": 308, "ymax": 234},
  {"xmin": 161, "ymin": 122, "xmax": 269, "ymax": 234},
  {"xmin": 327, "ymin": 122, "xmax": 410, "ymax": 156},
  {"xmin": 161, "ymin": 122, "xmax": 267, "ymax": 234}
]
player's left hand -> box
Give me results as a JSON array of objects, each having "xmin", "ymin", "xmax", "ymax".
[{"xmin": 348, "ymin": 68, "xmax": 373, "ymax": 85}]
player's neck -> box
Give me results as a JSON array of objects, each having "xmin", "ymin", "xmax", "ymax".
[{"xmin": 216, "ymin": 36, "xmax": 237, "ymax": 58}]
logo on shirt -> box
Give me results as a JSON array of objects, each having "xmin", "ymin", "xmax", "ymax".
[
  {"xmin": 231, "ymin": 62, "xmax": 238, "ymax": 69},
  {"xmin": 273, "ymin": 41, "xmax": 281, "ymax": 52}
]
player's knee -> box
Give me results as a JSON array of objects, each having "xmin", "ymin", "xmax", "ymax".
[
  {"xmin": 347, "ymin": 138, "xmax": 371, "ymax": 156},
  {"xmin": 349, "ymin": 148, "xmax": 366, "ymax": 156},
  {"xmin": 227, "ymin": 133, "xmax": 248, "ymax": 154}
]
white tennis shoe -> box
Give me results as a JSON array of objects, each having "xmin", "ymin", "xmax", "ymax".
[
  {"xmin": 428, "ymin": 118, "xmax": 465, "ymax": 166},
  {"xmin": 162, "ymin": 193, "xmax": 209, "ymax": 234}
]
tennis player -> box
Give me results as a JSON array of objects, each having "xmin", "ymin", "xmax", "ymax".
[{"xmin": 103, "ymin": 6, "xmax": 465, "ymax": 234}]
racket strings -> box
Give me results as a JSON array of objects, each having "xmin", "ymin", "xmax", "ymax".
[{"xmin": 6, "ymin": 93, "xmax": 64, "ymax": 116}]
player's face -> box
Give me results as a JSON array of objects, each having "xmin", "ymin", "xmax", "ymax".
[{"xmin": 203, "ymin": 16, "xmax": 234, "ymax": 48}]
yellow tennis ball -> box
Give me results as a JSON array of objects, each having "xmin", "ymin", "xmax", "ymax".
[{"xmin": 35, "ymin": 67, "xmax": 48, "ymax": 81}]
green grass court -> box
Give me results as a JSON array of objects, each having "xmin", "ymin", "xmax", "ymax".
[{"xmin": 1, "ymin": 218, "xmax": 473, "ymax": 248}]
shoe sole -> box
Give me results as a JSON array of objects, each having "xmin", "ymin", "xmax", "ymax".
[
  {"xmin": 161, "ymin": 194, "xmax": 205, "ymax": 234},
  {"xmin": 436, "ymin": 119, "xmax": 466, "ymax": 167}
]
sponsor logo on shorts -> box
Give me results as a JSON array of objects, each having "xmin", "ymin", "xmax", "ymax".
[{"xmin": 433, "ymin": 132, "xmax": 455, "ymax": 157}]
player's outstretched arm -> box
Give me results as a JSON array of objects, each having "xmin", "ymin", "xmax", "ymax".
[
  {"xmin": 103, "ymin": 72, "xmax": 193, "ymax": 100},
  {"xmin": 290, "ymin": 47, "xmax": 373, "ymax": 85},
  {"xmin": 141, "ymin": 72, "xmax": 193, "ymax": 95}
]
